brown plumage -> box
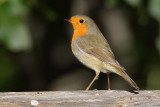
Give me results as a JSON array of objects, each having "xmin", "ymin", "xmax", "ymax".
[{"xmin": 66, "ymin": 15, "xmax": 139, "ymax": 90}]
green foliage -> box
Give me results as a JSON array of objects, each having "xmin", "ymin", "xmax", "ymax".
[
  {"xmin": 0, "ymin": 0, "xmax": 32, "ymax": 91},
  {"xmin": 148, "ymin": 0, "xmax": 160, "ymax": 21},
  {"xmin": 105, "ymin": 0, "xmax": 119, "ymax": 8},
  {"xmin": 0, "ymin": 0, "xmax": 32, "ymax": 51},
  {"xmin": 148, "ymin": 0, "xmax": 160, "ymax": 55},
  {"xmin": 0, "ymin": 0, "xmax": 6, "ymax": 5},
  {"xmin": 125, "ymin": 0, "xmax": 141, "ymax": 7}
]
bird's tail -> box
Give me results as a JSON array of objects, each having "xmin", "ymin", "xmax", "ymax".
[{"xmin": 110, "ymin": 64, "xmax": 139, "ymax": 90}]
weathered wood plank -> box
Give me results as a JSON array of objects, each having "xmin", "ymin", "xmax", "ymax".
[{"xmin": 0, "ymin": 90, "xmax": 160, "ymax": 107}]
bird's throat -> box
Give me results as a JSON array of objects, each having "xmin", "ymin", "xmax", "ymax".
[{"xmin": 71, "ymin": 29, "xmax": 88, "ymax": 52}]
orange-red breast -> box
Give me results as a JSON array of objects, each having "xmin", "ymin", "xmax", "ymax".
[{"xmin": 65, "ymin": 15, "xmax": 139, "ymax": 90}]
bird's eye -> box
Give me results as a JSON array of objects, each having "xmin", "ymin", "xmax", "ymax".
[{"xmin": 79, "ymin": 19, "xmax": 84, "ymax": 23}]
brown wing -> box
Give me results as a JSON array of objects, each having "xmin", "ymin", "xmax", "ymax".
[{"xmin": 76, "ymin": 33, "xmax": 125, "ymax": 70}]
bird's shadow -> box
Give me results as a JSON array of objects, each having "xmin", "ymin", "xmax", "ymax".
[{"xmin": 127, "ymin": 90, "xmax": 139, "ymax": 94}]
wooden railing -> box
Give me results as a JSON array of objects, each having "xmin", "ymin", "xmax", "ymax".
[{"xmin": 0, "ymin": 90, "xmax": 160, "ymax": 107}]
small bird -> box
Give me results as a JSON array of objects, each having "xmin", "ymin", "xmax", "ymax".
[{"xmin": 65, "ymin": 15, "xmax": 139, "ymax": 90}]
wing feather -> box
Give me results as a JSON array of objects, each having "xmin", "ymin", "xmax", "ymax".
[{"xmin": 76, "ymin": 33, "xmax": 125, "ymax": 70}]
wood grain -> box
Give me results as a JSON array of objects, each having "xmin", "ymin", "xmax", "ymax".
[{"xmin": 0, "ymin": 90, "xmax": 160, "ymax": 107}]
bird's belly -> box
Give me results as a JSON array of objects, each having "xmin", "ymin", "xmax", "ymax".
[{"xmin": 73, "ymin": 49, "xmax": 105, "ymax": 72}]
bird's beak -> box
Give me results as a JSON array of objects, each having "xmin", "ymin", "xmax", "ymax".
[{"xmin": 64, "ymin": 19, "xmax": 72, "ymax": 23}]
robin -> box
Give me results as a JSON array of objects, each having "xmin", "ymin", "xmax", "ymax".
[{"xmin": 65, "ymin": 15, "xmax": 139, "ymax": 90}]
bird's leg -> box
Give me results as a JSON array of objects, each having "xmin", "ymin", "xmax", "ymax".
[
  {"xmin": 107, "ymin": 72, "xmax": 111, "ymax": 90},
  {"xmin": 85, "ymin": 72, "xmax": 100, "ymax": 91}
]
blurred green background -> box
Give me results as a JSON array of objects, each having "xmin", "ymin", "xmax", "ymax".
[{"xmin": 0, "ymin": 0, "xmax": 160, "ymax": 91}]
